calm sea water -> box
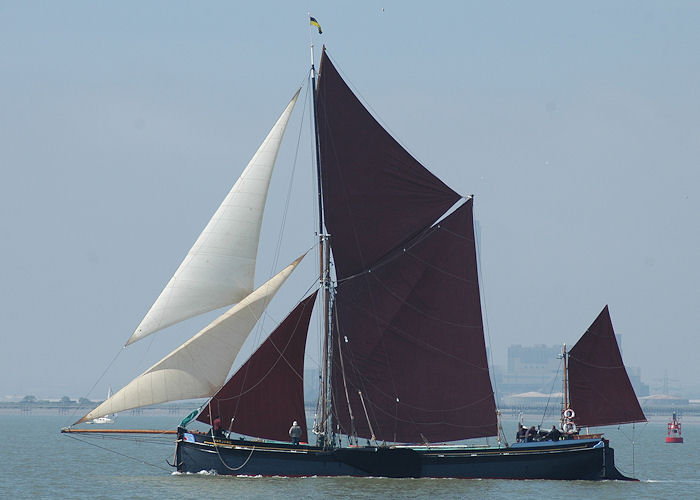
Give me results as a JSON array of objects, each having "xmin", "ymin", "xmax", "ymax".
[{"xmin": 1, "ymin": 414, "xmax": 698, "ymax": 499}]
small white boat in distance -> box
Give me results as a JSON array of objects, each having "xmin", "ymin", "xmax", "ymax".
[{"xmin": 87, "ymin": 387, "xmax": 116, "ymax": 424}]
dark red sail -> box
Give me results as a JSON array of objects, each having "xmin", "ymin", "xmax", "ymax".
[
  {"xmin": 315, "ymin": 50, "xmax": 461, "ymax": 280},
  {"xmin": 330, "ymin": 201, "xmax": 497, "ymax": 443},
  {"xmin": 568, "ymin": 305, "xmax": 646, "ymax": 427},
  {"xmin": 197, "ymin": 292, "xmax": 317, "ymax": 442}
]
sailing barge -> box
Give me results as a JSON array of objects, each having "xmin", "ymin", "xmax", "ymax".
[{"xmin": 65, "ymin": 41, "xmax": 645, "ymax": 480}]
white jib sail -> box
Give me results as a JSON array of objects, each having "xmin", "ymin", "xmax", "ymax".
[
  {"xmin": 126, "ymin": 89, "xmax": 301, "ymax": 345},
  {"xmin": 76, "ymin": 254, "xmax": 304, "ymax": 425}
]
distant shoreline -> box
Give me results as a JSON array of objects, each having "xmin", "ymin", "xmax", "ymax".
[
  {"xmin": 0, "ymin": 401, "xmax": 199, "ymax": 418},
  {"xmin": 2, "ymin": 406, "xmax": 695, "ymax": 425}
]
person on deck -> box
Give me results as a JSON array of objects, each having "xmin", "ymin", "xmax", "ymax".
[
  {"xmin": 547, "ymin": 425, "xmax": 561, "ymax": 441},
  {"xmin": 212, "ymin": 415, "xmax": 224, "ymax": 439},
  {"xmin": 289, "ymin": 421, "xmax": 302, "ymax": 445},
  {"xmin": 525, "ymin": 426, "xmax": 537, "ymax": 442},
  {"xmin": 516, "ymin": 425, "xmax": 527, "ymax": 443}
]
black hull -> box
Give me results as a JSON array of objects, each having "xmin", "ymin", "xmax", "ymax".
[{"xmin": 175, "ymin": 429, "xmax": 633, "ymax": 480}]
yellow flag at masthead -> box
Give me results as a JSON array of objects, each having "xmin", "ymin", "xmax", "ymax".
[{"xmin": 310, "ymin": 17, "xmax": 322, "ymax": 34}]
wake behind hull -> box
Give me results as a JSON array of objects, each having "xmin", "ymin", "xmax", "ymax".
[{"xmin": 175, "ymin": 429, "xmax": 632, "ymax": 480}]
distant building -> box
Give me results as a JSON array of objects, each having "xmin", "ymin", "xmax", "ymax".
[
  {"xmin": 626, "ymin": 366, "xmax": 650, "ymax": 397},
  {"xmin": 497, "ymin": 340, "xmax": 649, "ymax": 401},
  {"xmin": 615, "ymin": 335, "xmax": 650, "ymax": 397},
  {"xmin": 498, "ymin": 344, "xmax": 562, "ymax": 396}
]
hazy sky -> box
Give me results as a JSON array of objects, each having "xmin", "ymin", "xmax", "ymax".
[{"xmin": 1, "ymin": 1, "xmax": 698, "ymax": 401}]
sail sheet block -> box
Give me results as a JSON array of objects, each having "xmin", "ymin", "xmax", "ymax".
[
  {"xmin": 127, "ymin": 90, "xmax": 300, "ymax": 345},
  {"xmin": 331, "ymin": 201, "xmax": 497, "ymax": 443},
  {"xmin": 568, "ymin": 305, "xmax": 646, "ymax": 427},
  {"xmin": 197, "ymin": 292, "xmax": 317, "ymax": 442},
  {"xmin": 75, "ymin": 255, "xmax": 304, "ymax": 425},
  {"xmin": 316, "ymin": 52, "xmax": 461, "ymax": 280}
]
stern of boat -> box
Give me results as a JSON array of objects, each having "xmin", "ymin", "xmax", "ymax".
[{"xmin": 601, "ymin": 439, "xmax": 637, "ymax": 481}]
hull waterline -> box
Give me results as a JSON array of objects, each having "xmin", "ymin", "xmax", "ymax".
[{"xmin": 174, "ymin": 428, "xmax": 634, "ymax": 480}]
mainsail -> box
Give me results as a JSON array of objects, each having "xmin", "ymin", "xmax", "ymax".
[
  {"xmin": 197, "ymin": 292, "xmax": 317, "ymax": 442},
  {"xmin": 127, "ymin": 90, "xmax": 301, "ymax": 345},
  {"xmin": 317, "ymin": 51, "xmax": 497, "ymax": 443},
  {"xmin": 75, "ymin": 255, "xmax": 304, "ymax": 425},
  {"xmin": 568, "ymin": 305, "xmax": 646, "ymax": 428}
]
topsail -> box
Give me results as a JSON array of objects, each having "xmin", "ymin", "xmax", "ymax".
[{"xmin": 127, "ymin": 90, "xmax": 300, "ymax": 345}]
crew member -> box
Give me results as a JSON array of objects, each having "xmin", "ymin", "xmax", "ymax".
[
  {"xmin": 212, "ymin": 415, "xmax": 224, "ymax": 439},
  {"xmin": 525, "ymin": 425, "xmax": 537, "ymax": 442},
  {"xmin": 547, "ymin": 425, "xmax": 561, "ymax": 441},
  {"xmin": 289, "ymin": 420, "xmax": 302, "ymax": 445}
]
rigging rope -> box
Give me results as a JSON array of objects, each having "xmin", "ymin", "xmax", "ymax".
[
  {"xmin": 206, "ymin": 404, "xmax": 256, "ymax": 472},
  {"xmin": 334, "ymin": 308, "xmax": 356, "ymax": 444},
  {"xmin": 63, "ymin": 433, "xmax": 172, "ymax": 472},
  {"xmin": 213, "ymin": 441, "xmax": 257, "ymax": 472},
  {"xmin": 232, "ymin": 77, "xmax": 313, "ymax": 425},
  {"xmin": 65, "ymin": 347, "xmax": 125, "ymax": 424},
  {"xmin": 269, "ymin": 78, "xmax": 311, "ymax": 278},
  {"xmin": 616, "ymin": 420, "xmax": 648, "ymax": 478},
  {"xmin": 540, "ymin": 359, "xmax": 563, "ymax": 429},
  {"xmin": 208, "ymin": 284, "xmax": 318, "ymax": 404},
  {"xmin": 475, "ymin": 213, "xmax": 501, "ymax": 422}
]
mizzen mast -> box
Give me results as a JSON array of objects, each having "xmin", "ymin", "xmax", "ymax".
[
  {"xmin": 561, "ymin": 343, "xmax": 572, "ymax": 432},
  {"xmin": 562, "ymin": 343, "xmax": 569, "ymax": 411}
]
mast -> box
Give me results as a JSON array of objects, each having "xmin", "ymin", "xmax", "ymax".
[
  {"xmin": 562, "ymin": 343, "xmax": 569, "ymax": 411},
  {"xmin": 561, "ymin": 342, "xmax": 569, "ymax": 433},
  {"xmin": 309, "ymin": 17, "xmax": 332, "ymax": 447},
  {"xmin": 561, "ymin": 342, "xmax": 574, "ymax": 434}
]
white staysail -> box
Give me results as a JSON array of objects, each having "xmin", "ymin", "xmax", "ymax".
[
  {"xmin": 126, "ymin": 89, "xmax": 301, "ymax": 345},
  {"xmin": 76, "ymin": 254, "xmax": 304, "ymax": 425}
]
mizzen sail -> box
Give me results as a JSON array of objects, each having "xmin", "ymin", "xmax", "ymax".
[
  {"xmin": 568, "ymin": 305, "xmax": 646, "ymax": 428},
  {"xmin": 75, "ymin": 255, "xmax": 304, "ymax": 425},
  {"xmin": 197, "ymin": 292, "xmax": 317, "ymax": 442},
  {"xmin": 127, "ymin": 90, "xmax": 300, "ymax": 345}
]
